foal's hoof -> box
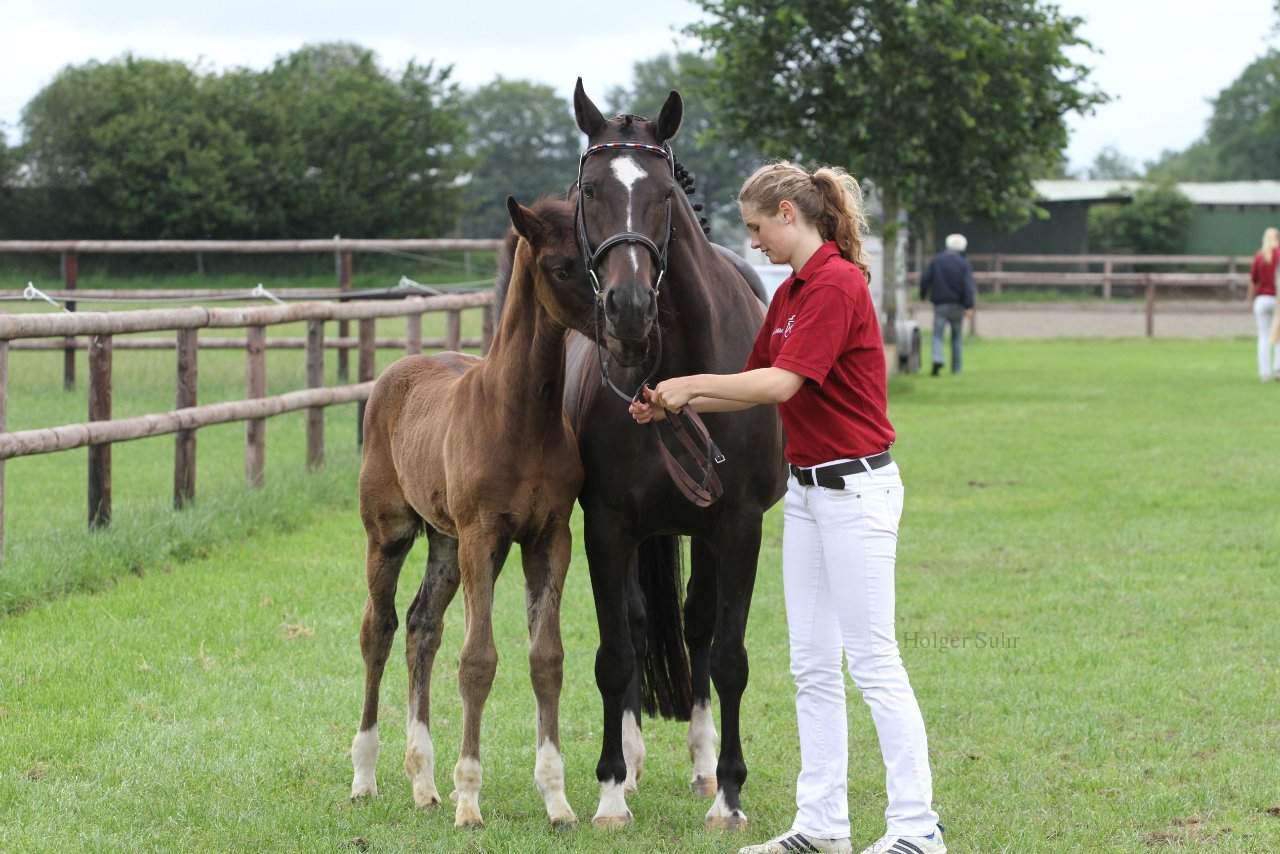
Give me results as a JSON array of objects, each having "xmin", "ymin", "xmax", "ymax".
[
  {"xmin": 454, "ymin": 804, "xmax": 484, "ymax": 828},
  {"xmin": 412, "ymin": 782, "xmax": 442, "ymax": 809},
  {"xmin": 350, "ymin": 780, "xmax": 378, "ymax": 799},
  {"xmin": 591, "ymin": 812, "xmax": 633, "ymax": 829},
  {"xmin": 690, "ymin": 775, "xmax": 718, "ymax": 798},
  {"xmin": 705, "ymin": 811, "xmax": 749, "ymax": 831},
  {"xmin": 551, "ymin": 816, "xmax": 578, "ymax": 832}
]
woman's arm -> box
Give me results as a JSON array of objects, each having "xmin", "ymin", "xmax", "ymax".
[{"xmin": 629, "ymin": 367, "xmax": 805, "ymax": 424}]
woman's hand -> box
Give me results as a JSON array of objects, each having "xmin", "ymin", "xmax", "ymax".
[
  {"xmin": 649, "ymin": 376, "xmax": 699, "ymax": 412},
  {"xmin": 629, "ymin": 385, "xmax": 667, "ymax": 424}
]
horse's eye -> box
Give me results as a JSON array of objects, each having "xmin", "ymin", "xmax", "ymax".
[
  {"xmin": 582, "ymin": 184, "xmax": 595, "ymax": 200},
  {"xmin": 554, "ymin": 269, "xmax": 570, "ymax": 282}
]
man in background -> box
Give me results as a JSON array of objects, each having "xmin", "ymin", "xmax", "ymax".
[{"xmin": 919, "ymin": 233, "xmax": 976, "ymax": 376}]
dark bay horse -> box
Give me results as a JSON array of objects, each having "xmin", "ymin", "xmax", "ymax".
[
  {"xmin": 493, "ymin": 81, "xmax": 786, "ymax": 829},
  {"xmin": 350, "ymin": 197, "xmax": 595, "ymax": 828}
]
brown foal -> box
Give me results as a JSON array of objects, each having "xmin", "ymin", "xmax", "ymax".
[{"xmin": 350, "ymin": 197, "xmax": 588, "ymax": 827}]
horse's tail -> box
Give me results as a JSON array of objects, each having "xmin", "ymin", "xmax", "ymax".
[{"xmin": 636, "ymin": 535, "xmax": 693, "ymax": 721}]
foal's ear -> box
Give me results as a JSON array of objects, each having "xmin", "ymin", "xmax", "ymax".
[
  {"xmin": 574, "ymin": 78, "xmax": 606, "ymax": 138},
  {"xmin": 507, "ymin": 196, "xmax": 544, "ymax": 244},
  {"xmin": 656, "ymin": 90, "xmax": 683, "ymax": 142}
]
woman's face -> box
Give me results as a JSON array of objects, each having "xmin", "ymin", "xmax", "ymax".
[{"xmin": 741, "ymin": 202, "xmax": 793, "ymax": 267}]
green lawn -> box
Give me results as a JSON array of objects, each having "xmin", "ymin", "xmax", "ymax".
[{"xmin": 2, "ymin": 336, "xmax": 1279, "ymax": 852}]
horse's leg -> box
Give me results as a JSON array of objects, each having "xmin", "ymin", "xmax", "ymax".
[
  {"xmin": 702, "ymin": 519, "xmax": 764, "ymax": 831},
  {"xmin": 451, "ymin": 528, "xmax": 511, "ymax": 828},
  {"xmin": 351, "ymin": 509, "xmax": 417, "ymax": 799},
  {"xmin": 522, "ymin": 528, "xmax": 577, "ymax": 826},
  {"xmin": 622, "ymin": 554, "xmax": 646, "ymax": 794},
  {"xmin": 584, "ymin": 517, "xmax": 638, "ymax": 828},
  {"xmin": 403, "ymin": 528, "xmax": 461, "ymax": 809},
  {"xmin": 685, "ymin": 538, "xmax": 721, "ymax": 798}
]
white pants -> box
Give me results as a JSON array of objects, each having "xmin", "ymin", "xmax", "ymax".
[
  {"xmin": 782, "ymin": 461, "xmax": 938, "ymax": 839},
  {"xmin": 1253, "ymin": 295, "xmax": 1279, "ymax": 380}
]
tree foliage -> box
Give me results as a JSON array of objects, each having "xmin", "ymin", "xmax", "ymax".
[
  {"xmin": 1148, "ymin": 50, "xmax": 1280, "ymax": 181},
  {"xmin": 1087, "ymin": 181, "xmax": 1195, "ymax": 255},
  {"xmin": 686, "ymin": 0, "xmax": 1108, "ymax": 235},
  {"xmin": 1086, "ymin": 145, "xmax": 1142, "ymax": 181},
  {"xmin": 605, "ymin": 52, "xmax": 764, "ymax": 233},
  {"xmin": 459, "ymin": 78, "xmax": 579, "ymax": 238},
  {"xmin": 14, "ymin": 45, "xmax": 467, "ymax": 240}
]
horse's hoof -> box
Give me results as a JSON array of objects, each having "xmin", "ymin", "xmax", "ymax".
[
  {"xmin": 454, "ymin": 805, "xmax": 484, "ymax": 828},
  {"xmin": 552, "ymin": 816, "xmax": 578, "ymax": 832},
  {"xmin": 690, "ymin": 775, "xmax": 718, "ymax": 798},
  {"xmin": 591, "ymin": 812, "xmax": 633, "ymax": 829},
  {"xmin": 624, "ymin": 777, "xmax": 638, "ymax": 795},
  {"xmin": 448, "ymin": 789, "xmax": 460, "ymax": 804},
  {"xmin": 350, "ymin": 780, "xmax": 378, "ymax": 799},
  {"xmin": 706, "ymin": 812, "xmax": 749, "ymax": 831},
  {"xmin": 413, "ymin": 783, "xmax": 441, "ymax": 809}
]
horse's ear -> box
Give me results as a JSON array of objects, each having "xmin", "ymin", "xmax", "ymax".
[
  {"xmin": 574, "ymin": 78, "xmax": 606, "ymax": 138},
  {"xmin": 656, "ymin": 90, "xmax": 683, "ymax": 142},
  {"xmin": 507, "ymin": 196, "xmax": 543, "ymax": 244}
]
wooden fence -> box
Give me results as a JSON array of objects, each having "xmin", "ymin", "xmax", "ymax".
[
  {"xmin": 934, "ymin": 253, "xmax": 1253, "ymax": 299},
  {"xmin": 0, "ymin": 237, "xmax": 504, "ymax": 390},
  {"xmin": 0, "ymin": 291, "xmax": 494, "ymax": 560}
]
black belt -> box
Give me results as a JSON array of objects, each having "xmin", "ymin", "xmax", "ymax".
[{"xmin": 788, "ymin": 451, "xmax": 893, "ymax": 489}]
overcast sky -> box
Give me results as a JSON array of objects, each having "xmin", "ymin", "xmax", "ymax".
[{"xmin": 1, "ymin": 0, "xmax": 1276, "ymax": 174}]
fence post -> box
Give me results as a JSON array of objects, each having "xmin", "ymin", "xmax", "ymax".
[
  {"xmin": 174, "ymin": 328, "xmax": 198, "ymax": 508},
  {"xmin": 62, "ymin": 251, "xmax": 78, "ymax": 391},
  {"xmin": 482, "ymin": 304, "xmax": 495, "ymax": 355},
  {"xmin": 0, "ymin": 341, "xmax": 7, "ymax": 560},
  {"xmin": 306, "ymin": 319, "xmax": 325, "ymax": 470},
  {"xmin": 1145, "ymin": 274, "xmax": 1156, "ymax": 338},
  {"xmin": 357, "ymin": 318, "xmax": 376, "ymax": 447},
  {"xmin": 992, "ymin": 253, "xmax": 1003, "ymax": 297},
  {"xmin": 88, "ymin": 334, "xmax": 113, "ymax": 529},
  {"xmin": 405, "ymin": 312, "xmax": 422, "ymax": 355},
  {"xmin": 245, "ymin": 326, "xmax": 266, "ymax": 488},
  {"xmin": 446, "ymin": 310, "xmax": 461, "ymax": 351},
  {"xmin": 1227, "ymin": 257, "xmax": 1238, "ymax": 300},
  {"xmin": 337, "ymin": 246, "xmax": 353, "ymax": 384}
]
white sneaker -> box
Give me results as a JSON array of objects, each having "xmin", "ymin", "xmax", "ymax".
[
  {"xmin": 857, "ymin": 825, "xmax": 946, "ymax": 854},
  {"xmin": 739, "ymin": 830, "xmax": 853, "ymax": 854}
]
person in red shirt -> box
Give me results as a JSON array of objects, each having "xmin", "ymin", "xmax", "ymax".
[
  {"xmin": 631, "ymin": 161, "xmax": 944, "ymax": 854},
  {"xmin": 1246, "ymin": 226, "xmax": 1280, "ymax": 381}
]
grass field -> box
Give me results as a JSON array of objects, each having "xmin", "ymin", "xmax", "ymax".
[{"xmin": 2, "ymin": 335, "xmax": 1279, "ymax": 853}]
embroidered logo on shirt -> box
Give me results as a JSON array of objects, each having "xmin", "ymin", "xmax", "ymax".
[{"xmin": 784, "ymin": 314, "xmax": 796, "ymax": 337}]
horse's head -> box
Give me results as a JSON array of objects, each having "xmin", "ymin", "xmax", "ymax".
[
  {"xmin": 506, "ymin": 195, "xmax": 595, "ymax": 333},
  {"xmin": 573, "ymin": 79, "xmax": 683, "ymax": 367}
]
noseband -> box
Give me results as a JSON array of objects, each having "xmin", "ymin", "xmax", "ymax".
[{"xmin": 575, "ymin": 139, "xmax": 724, "ymax": 507}]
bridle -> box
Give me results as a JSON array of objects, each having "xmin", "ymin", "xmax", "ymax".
[{"xmin": 575, "ymin": 138, "xmax": 724, "ymax": 507}]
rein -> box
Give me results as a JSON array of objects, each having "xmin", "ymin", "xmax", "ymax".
[{"xmin": 576, "ymin": 138, "xmax": 725, "ymax": 508}]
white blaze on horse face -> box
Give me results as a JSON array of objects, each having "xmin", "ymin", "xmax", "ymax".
[{"xmin": 610, "ymin": 155, "xmax": 648, "ymax": 277}]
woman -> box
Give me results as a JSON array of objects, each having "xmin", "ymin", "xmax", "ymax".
[
  {"xmin": 1247, "ymin": 226, "xmax": 1280, "ymax": 381},
  {"xmin": 630, "ymin": 161, "xmax": 944, "ymax": 854}
]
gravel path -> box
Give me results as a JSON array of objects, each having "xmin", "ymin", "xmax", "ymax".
[{"xmin": 913, "ymin": 299, "xmax": 1255, "ymax": 339}]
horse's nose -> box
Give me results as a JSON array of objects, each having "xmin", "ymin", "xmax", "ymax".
[{"xmin": 604, "ymin": 285, "xmax": 657, "ymax": 341}]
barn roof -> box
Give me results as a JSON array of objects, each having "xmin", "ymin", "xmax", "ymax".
[{"xmin": 1034, "ymin": 180, "xmax": 1280, "ymax": 205}]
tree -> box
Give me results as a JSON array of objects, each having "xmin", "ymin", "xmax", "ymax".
[
  {"xmin": 687, "ymin": 0, "xmax": 1107, "ymax": 336},
  {"xmin": 1086, "ymin": 145, "xmax": 1142, "ymax": 181},
  {"xmin": 1087, "ymin": 180, "xmax": 1194, "ymax": 255},
  {"xmin": 21, "ymin": 55, "xmax": 260, "ymax": 238},
  {"xmin": 1148, "ymin": 50, "xmax": 1280, "ymax": 181},
  {"xmin": 605, "ymin": 52, "xmax": 763, "ymax": 235},
  {"xmin": 459, "ymin": 78, "xmax": 579, "ymax": 238}
]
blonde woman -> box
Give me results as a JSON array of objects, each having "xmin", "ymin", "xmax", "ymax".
[
  {"xmin": 631, "ymin": 161, "xmax": 944, "ymax": 854},
  {"xmin": 1246, "ymin": 227, "xmax": 1280, "ymax": 381}
]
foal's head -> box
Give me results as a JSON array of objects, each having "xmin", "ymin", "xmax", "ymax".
[
  {"xmin": 506, "ymin": 195, "xmax": 594, "ymax": 333},
  {"xmin": 572, "ymin": 79, "xmax": 683, "ymax": 367}
]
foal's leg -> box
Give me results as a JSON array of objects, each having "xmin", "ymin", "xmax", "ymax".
[
  {"xmin": 684, "ymin": 538, "xmax": 721, "ymax": 799},
  {"xmin": 522, "ymin": 528, "xmax": 577, "ymax": 826},
  {"xmin": 701, "ymin": 521, "xmax": 764, "ymax": 831},
  {"xmin": 403, "ymin": 528, "xmax": 461, "ymax": 808},
  {"xmin": 451, "ymin": 529, "xmax": 512, "ymax": 828},
  {"xmin": 351, "ymin": 512, "xmax": 417, "ymax": 799}
]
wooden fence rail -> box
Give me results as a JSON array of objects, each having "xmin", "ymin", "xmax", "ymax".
[{"xmin": 0, "ymin": 291, "xmax": 495, "ymax": 560}]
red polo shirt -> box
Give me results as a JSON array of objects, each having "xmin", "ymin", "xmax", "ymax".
[
  {"xmin": 745, "ymin": 241, "xmax": 895, "ymax": 467},
  {"xmin": 1251, "ymin": 248, "xmax": 1279, "ymax": 297}
]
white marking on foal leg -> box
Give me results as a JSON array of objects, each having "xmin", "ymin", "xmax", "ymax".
[
  {"xmin": 350, "ymin": 725, "xmax": 380, "ymax": 798},
  {"xmin": 591, "ymin": 780, "xmax": 633, "ymax": 829},
  {"xmin": 704, "ymin": 788, "xmax": 749, "ymax": 831},
  {"xmin": 621, "ymin": 710, "xmax": 645, "ymax": 793},
  {"xmin": 534, "ymin": 739, "xmax": 576, "ymax": 826},
  {"xmin": 452, "ymin": 757, "xmax": 484, "ymax": 827},
  {"xmin": 686, "ymin": 700, "xmax": 720, "ymax": 796},
  {"xmin": 403, "ymin": 713, "xmax": 440, "ymax": 808}
]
